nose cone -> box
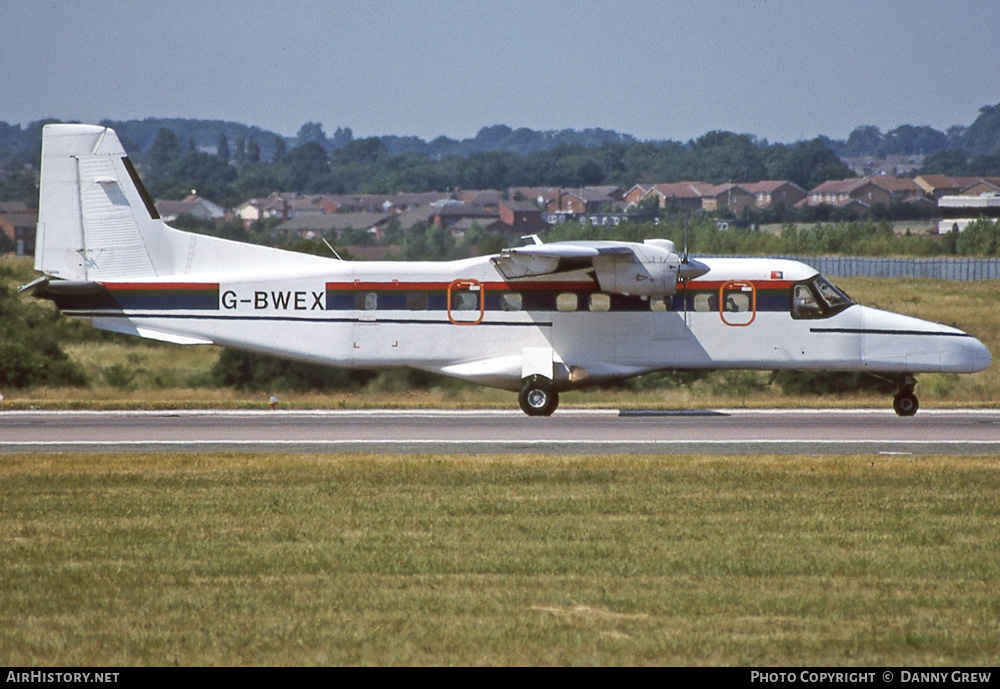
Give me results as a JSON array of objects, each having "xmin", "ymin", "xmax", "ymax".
[
  {"xmin": 678, "ymin": 257, "xmax": 710, "ymax": 280},
  {"xmin": 966, "ymin": 337, "xmax": 993, "ymax": 373},
  {"xmin": 859, "ymin": 306, "xmax": 992, "ymax": 373}
]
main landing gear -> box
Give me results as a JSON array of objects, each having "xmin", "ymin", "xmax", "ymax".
[
  {"xmin": 519, "ymin": 375, "xmax": 559, "ymax": 416},
  {"xmin": 892, "ymin": 373, "xmax": 919, "ymax": 417}
]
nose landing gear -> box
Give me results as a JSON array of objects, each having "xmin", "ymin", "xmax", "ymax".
[{"xmin": 892, "ymin": 374, "xmax": 919, "ymax": 417}]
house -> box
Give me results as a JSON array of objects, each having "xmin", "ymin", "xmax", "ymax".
[
  {"xmin": 544, "ymin": 186, "xmax": 623, "ymax": 214},
  {"xmin": 491, "ymin": 199, "xmax": 550, "ymax": 235},
  {"xmin": 959, "ymin": 179, "xmax": 1000, "ymax": 197},
  {"xmin": 509, "ymin": 187, "xmax": 559, "ymax": 206},
  {"xmin": 0, "ymin": 207, "xmax": 38, "ymax": 256},
  {"xmin": 914, "ymin": 175, "xmax": 986, "ymax": 199},
  {"xmin": 622, "ymin": 184, "xmax": 651, "ymax": 207},
  {"xmin": 459, "ymin": 189, "xmax": 505, "ymax": 209},
  {"xmin": 741, "ymin": 181, "xmax": 806, "ymax": 209},
  {"xmin": 276, "ymin": 212, "xmax": 393, "ymax": 240},
  {"xmin": 805, "ymin": 176, "xmax": 923, "ymax": 209},
  {"xmin": 156, "ymin": 194, "xmax": 226, "ymax": 223},
  {"xmin": 700, "ymin": 184, "xmax": 756, "ymax": 215},
  {"xmin": 642, "ymin": 182, "xmax": 717, "ymax": 212},
  {"xmin": 428, "ymin": 202, "xmax": 498, "ymax": 229}
]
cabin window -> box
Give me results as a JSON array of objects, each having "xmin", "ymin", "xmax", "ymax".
[
  {"xmin": 355, "ymin": 292, "xmax": 377, "ymax": 310},
  {"xmin": 588, "ymin": 293, "xmax": 611, "ymax": 312},
  {"xmin": 724, "ymin": 292, "xmax": 750, "ymax": 312},
  {"xmin": 452, "ymin": 291, "xmax": 479, "ymax": 311},
  {"xmin": 406, "ymin": 292, "xmax": 427, "ymax": 310},
  {"xmin": 650, "ymin": 297, "xmax": 671, "ymax": 312},
  {"xmin": 556, "ymin": 293, "xmax": 579, "ymax": 312},
  {"xmin": 500, "ymin": 293, "xmax": 522, "ymax": 312},
  {"xmin": 693, "ymin": 293, "xmax": 718, "ymax": 312}
]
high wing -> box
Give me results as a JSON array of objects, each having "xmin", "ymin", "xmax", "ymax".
[{"xmin": 491, "ymin": 239, "xmax": 710, "ymax": 298}]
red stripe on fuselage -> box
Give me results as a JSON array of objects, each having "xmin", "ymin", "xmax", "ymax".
[{"xmin": 326, "ymin": 280, "xmax": 596, "ymax": 292}]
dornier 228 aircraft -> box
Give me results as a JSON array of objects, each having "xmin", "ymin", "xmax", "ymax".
[{"xmin": 24, "ymin": 124, "xmax": 992, "ymax": 416}]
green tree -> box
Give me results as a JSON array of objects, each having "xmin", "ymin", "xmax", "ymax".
[
  {"xmin": 281, "ymin": 141, "xmax": 332, "ymax": 191},
  {"xmin": 295, "ymin": 122, "xmax": 327, "ymax": 149},
  {"xmin": 764, "ymin": 138, "xmax": 852, "ymax": 190},
  {"xmin": 0, "ymin": 278, "xmax": 87, "ymax": 388},
  {"xmin": 843, "ymin": 125, "xmax": 883, "ymax": 156},
  {"xmin": 963, "ymin": 103, "xmax": 1000, "ymax": 156},
  {"xmin": 247, "ymin": 136, "xmax": 261, "ymax": 163},
  {"xmin": 216, "ymin": 132, "xmax": 230, "ymax": 163},
  {"xmin": 688, "ymin": 131, "xmax": 766, "ymax": 183},
  {"xmin": 148, "ymin": 127, "xmax": 181, "ymax": 169},
  {"xmin": 919, "ymin": 149, "xmax": 969, "ymax": 175},
  {"xmin": 956, "ymin": 219, "xmax": 1000, "ymax": 256}
]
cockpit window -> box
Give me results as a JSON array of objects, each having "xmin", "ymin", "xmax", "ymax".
[
  {"xmin": 792, "ymin": 284, "xmax": 822, "ymax": 318},
  {"xmin": 814, "ymin": 276, "xmax": 852, "ymax": 309},
  {"xmin": 791, "ymin": 276, "xmax": 855, "ymax": 319}
]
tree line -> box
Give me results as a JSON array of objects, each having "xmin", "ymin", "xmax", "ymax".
[{"xmin": 4, "ymin": 104, "xmax": 1000, "ymax": 210}]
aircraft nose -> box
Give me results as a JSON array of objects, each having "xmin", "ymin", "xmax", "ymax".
[
  {"xmin": 968, "ymin": 338, "xmax": 992, "ymax": 373},
  {"xmin": 949, "ymin": 333, "xmax": 993, "ymax": 373}
]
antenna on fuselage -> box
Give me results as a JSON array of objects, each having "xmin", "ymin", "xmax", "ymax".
[{"xmin": 322, "ymin": 237, "xmax": 344, "ymax": 260}]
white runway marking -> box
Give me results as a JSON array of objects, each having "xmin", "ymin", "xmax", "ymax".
[{"xmin": 3, "ymin": 409, "xmax": 999, "ymax": 455}]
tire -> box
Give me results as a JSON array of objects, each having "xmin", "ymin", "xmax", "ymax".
[
  {"xmin": 893, "ymin": 392, "xmax": 919, "ymax": 417},
  {"xmin": 519, "ymin": 376, "xmax": 559, "ymax": 416}
]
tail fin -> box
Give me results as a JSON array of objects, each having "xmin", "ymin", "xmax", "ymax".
[
  {"xmin": 36, "ymin": 124, "xmax": 334, "ymax": 282},
  {"xmin": 36, "ymin": 124, "xmax": 169, "ymax": 280}
]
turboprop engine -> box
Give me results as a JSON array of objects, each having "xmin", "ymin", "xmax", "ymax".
[{"xmin": 592, "ymin": 239, "xmax": 708, "ymax": 298}]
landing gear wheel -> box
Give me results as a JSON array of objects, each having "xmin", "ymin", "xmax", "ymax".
[
  {"xmin": 519, "ymin": 376, "xmax": 559, "ymax": 416},
  {"xmin": 893, "ymin": 391, "xmax": 919, "ymax": 417}
]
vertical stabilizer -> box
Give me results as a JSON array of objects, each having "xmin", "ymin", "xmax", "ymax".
[
  {"xmin": 36, "ymin": 124, "xmax": 163, "ymax": 280},
  {"xmin": 36, "ymin": 124, "xmax": 341, "ymax": 281}
]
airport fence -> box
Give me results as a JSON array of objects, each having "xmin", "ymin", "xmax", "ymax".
[{"xmin": 697, "ymin": 256, "xmax": 1000, "ymax": 281}]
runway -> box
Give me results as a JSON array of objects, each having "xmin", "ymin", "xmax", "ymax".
[{"xmin": 2, "ymin": 408, "xmax": 1000, "ymax": 455}]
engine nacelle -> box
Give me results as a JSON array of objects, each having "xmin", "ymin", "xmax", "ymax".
[{"xmin": 593, "ymin": 240, "xmax": 681, "ymax": 298}]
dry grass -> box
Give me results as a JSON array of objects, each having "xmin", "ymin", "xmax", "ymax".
[{"xmin": 2, "ymin": 452, "xmax": 999, "ymax": 666}]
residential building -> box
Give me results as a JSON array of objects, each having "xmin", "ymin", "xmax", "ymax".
[
  {"xmin": 701, "ymin": 184, "xmax": 756, "ymax": 215},
  {"xmin": 155, "ymin": 194, "xmax": 226, "ymax": 222},
  {"xmin": 805, "ymin": 176, "xmax": 923, "ymax": 208},
  {"xmin": 741, "ymin": 181, "xmax": 806, "ymax": 209},
  {"xmin": 0, "ymin": 206, "xmax": 39, "ymax": 256},
  {"xmin": 276, "ymin": 212, "xmax": 393, "ymax": 240},
  {"xmin": 492, "ymin": 199, "xmax": 550, "ymax": 235}
]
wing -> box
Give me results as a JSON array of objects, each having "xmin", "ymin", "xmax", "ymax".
[
  {"xmin": 490, "ymin": 241, "xmax": 633, "ymax": 279},
  {"xmin": 491, "ymin": 239, "xmax": 709, "ymax": 298}
]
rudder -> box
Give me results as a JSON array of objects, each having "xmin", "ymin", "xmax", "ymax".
[{"xmin": 36, "ymin": 124, "xmax": 163, "ymax": 280}]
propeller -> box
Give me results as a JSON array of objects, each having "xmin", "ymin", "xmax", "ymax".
[{"xmin": 676, "ymin": 219, "xmax": 709, "ymax": 321}]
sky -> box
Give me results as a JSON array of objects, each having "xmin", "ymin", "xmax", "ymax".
[{"xmin": 3, "ymin": 0, "xmax": 999, "ymax": 144}]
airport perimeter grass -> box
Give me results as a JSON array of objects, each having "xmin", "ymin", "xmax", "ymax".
[{"xmin": 2, "ymin": 452, "xmax": 999, "ymax": 666}]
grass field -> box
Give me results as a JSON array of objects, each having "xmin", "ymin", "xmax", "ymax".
[{"xmin": 2, "ymin": 452, "xmax": 999, "ymax": 666}]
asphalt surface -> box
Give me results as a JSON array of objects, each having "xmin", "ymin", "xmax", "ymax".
[{"xmin": 2, "ymin": 408, "xmax": 1000, "ymax": 455}]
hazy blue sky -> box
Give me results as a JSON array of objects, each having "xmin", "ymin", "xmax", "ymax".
[{"xmin": 3, "ymin": 0, "xmax": 999, "ymax": 143}]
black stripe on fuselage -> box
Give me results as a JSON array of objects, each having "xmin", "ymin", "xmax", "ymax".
[
  {"xmin": 810, "ymin": 327, "xmax": 971, "ymax": 338},
  {"xmin": 62, "ymin": 311, "xmax": 554, "ymax": 327}
]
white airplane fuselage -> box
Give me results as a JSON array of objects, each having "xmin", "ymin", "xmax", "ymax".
[
  {"xmin": 28, "ymin": 124, "xmax": 992, "ymax": 415},
  {"xmin": 49, "ymin": 254, "xmax": 990, "ymax": 391}
]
